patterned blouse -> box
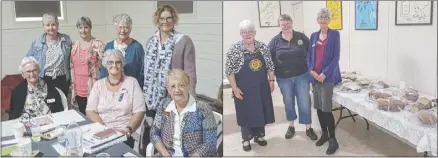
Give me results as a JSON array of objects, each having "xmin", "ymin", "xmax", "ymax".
[
  {"xmin": 225, "ymin": 40, "xmax": 275, "ymax": 76},
  {"xmin": 20, "ymin": 79, "xmax": 51, "ymax": 122},
  {"xmin": 45, "ymin": 41, "xmax": 66, "ymax": 78}
]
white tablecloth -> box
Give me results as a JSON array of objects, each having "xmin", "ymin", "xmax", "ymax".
[{"xmin": 333, "ymin": 88, "xmax": 437, "ymax": 156}]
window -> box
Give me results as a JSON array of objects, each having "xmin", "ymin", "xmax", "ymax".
[
  {"xmin": 14, "ymin": 1, "xmax": 64, "ymax": 22},
  {"xmin": 157, "ymin": 1, "xmax": 194, "ymax": 14}
]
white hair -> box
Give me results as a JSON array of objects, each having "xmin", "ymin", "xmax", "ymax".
[
  {"xmin": 101, "ymin": 49, "xmax": 127, "ymax": 67},
  {"xmin": 113, "ymin": 13, "xmax": 132, "ymax": 28},
  {"xmin": 239, "ymin": 20, "xmax": 255, "ymax": 32},
  {"xmin": 19, "ymin": 56, "xmax": 40, "ymax": 73},
  {"xmin": 317, "ymin": 8, "xmax": 332, "ymax": 20},
  {"xmin": 42, "ymin": 13, "xmax": 59, "ymax": 25}
]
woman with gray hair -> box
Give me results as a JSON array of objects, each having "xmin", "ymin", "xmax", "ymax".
[
  {"xmin": 86, "ymin": 49, "xmax": 146, "ymax": 149},
  {"xmin": 268, "ymin": 14, "xmax": 317, "ymax": 141},
  {"xmin": 225, "ymin": 19, "xmax": 275, "ymax": 151},
  {"xmin": 9, "ymin": 56, "xmax": 64, "ymax": 121},
  {"xmin": 70, "ymin": 16, "xmax": 105, "ymax": 115},
  {"xmin": 307, "ymin": 8, "xmax": 341, "ymax": 155},
  {"xmin": 26, "ymin": 13, "xmax": 73, "ymax": 98},
  {"xmin": 100, "ymin": 13, "xmax": 144, "ymax": 88}
]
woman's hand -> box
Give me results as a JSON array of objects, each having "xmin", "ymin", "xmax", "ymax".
[
  {"xmin": 161, "ymin": 151, "xmax": 171, "ymax": 157},
  {"xmin": 310, "ymin": 71, "xmax": 319, "ymax": 79},
  {"xmin": 115, "ymin": 129, "xmax": 130, "ymax": 136},
  {"xmin": 269, "ymin": 81, "xmax": 275, "ymax": 93},
  {"xmin": 233, "ymin": 87, "xmax": 244, "ymax": 100},
  {"xmin": 316, "ymin": 73, "xmax": 326, "ymax": 83}
]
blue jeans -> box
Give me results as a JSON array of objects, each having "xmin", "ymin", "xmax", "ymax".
[{"xmin": 277, "ymin": 72, "xmax": 312, "ymax": 124}]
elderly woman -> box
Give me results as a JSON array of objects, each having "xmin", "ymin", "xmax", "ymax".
[
  {"xmin": 268, "ymin": 14, "xmax": 317, "ymax": 140},
  {"xmin": 86, "ymin": 49, "xmax": 145, "ymax": 148},
  {"xmin": 225, "ymin": 20, "xmax": 275, "ymax": 151},
  {"xmin": 150, "ymin": 69, "xmax": 217, "ymax": 157},
  {"xmin": 9, "ymin": 57, "xmax": 64, "ymax": 121},
  {"xmin": 26, "ymin": 13, "xmax": 73, "ymax": 97},
  {"xmin": 70, "ymin": 17, "xmax": 105, "ymax": 115},
  {"xmin": 307, "ymin": 8, "xmax": 341, "ymax": 155},
  {"xmin": 100, "ymin": 13, "xmax": 144, "ymax": 88}
]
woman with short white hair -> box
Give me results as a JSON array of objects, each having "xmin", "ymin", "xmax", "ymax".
[
  {"xmin": 87, "ymin": 49, "xmax": 145, "ymax": 148},
  {"xmin": 9, "ymin": 56, "xmax": 64, "ymax": 121},
  {"xmin": 26, "ymin": 13, "xmax": 73, "ymax": 97},
  {"xmin": 100, "ymin": 13, "xmax": 145, "ymax": 88},
  {"xmin": 225, "ymin": 20, "xmax": 275, "ymax": 151}
]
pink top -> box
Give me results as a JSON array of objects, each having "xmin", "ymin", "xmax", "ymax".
[
  {"xmin": 72, "ymin": 49, "xmax": 89, "ymax": 97},
  {"xmin": 315, "ymin": 38, "xmax": 327, "ymax": 74},
  {"xmin": 86, "ymin": 76, "xmax": 146, "ymax": 129}
]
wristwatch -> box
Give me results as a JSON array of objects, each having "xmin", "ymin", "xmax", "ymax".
[
  {"xmin": 125, "ymin": 126, "xmax": 133, "ymax": 136},
  {"xmin": 269, "ymin": 79, "xmax": 275, "ymax": 82}
]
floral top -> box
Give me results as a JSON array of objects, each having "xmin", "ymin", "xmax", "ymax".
[
  {"xmin": 225, "ymin": 40, "xmax": 275, "ymax": 76},
  {"xmin": 20, "ymin": 79, "xmax": 50, "ymax": 122},
  {"xmin": 44, "ymin": 41, "xmax": 66, "ymax": 78}
]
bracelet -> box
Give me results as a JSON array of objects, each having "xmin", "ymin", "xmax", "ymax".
[
  {"xmin": 269, "ymin": 80, "xmax": 275, "ymax": 82},
  {"xmin": 125, "ymin": 126, "xmax": 133, "ymax": 135}
]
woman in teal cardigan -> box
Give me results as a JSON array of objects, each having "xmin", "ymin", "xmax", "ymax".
[
  {"xmin": 100, "ymin": 13, "xmax": 144, "ymax": 88},
  {"xmin": 150, "ymin": 69, "xmax": 217, "ymax": 157}
]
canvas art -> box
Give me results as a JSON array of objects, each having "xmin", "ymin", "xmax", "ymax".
[
  {"xmin": 258, "ymin": 1, "xmax": 281, "ymax": 27},
  {"xmin": 355, "ymin": 0, "xmax": 378, "ymax": 30},
  {"xmin": 396, "ymin": 1, "xmax": 433, "ymax": 25},
  {"xmin": 326, "ymin": 0, "xmax": 343, "ymax": 30}
]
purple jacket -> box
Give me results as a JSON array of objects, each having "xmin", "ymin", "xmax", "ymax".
[{"xmin": 307, "ymin": 29, "xmax": 342, "ymax": 85}]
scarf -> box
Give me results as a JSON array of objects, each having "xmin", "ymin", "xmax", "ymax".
[{"xmin": 144, "ymin": 31, "xmax": 176, "ymax": 110}]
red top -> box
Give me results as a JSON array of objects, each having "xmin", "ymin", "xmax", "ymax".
[{"xmin": 315, "ymin": 38, "xmax": 327, "ymax": 74}]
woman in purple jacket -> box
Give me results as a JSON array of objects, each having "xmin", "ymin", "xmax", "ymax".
[{"xmin": 307, "ymin": 8, "xmax": 341, "ymax": 155}]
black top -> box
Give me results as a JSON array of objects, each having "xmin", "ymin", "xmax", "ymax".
[
  {"xmin": 9, "ymin": 78, "xmax": 64, "ymax": 120},
  {"xmin": 268, "ymin": 31, "xmax": 310, "ymax": 78}
]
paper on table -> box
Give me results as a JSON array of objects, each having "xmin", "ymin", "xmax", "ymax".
[
  {"xmin": 1, "ymin": 119, "xmax": 21, "ymax": 137},
  {"xmin": 51, "ymin": 110, "xmax": 85, "ymax": 125},
  {"xmin": 52, "ymin": 143, "xmax": 66, "ymax": 156},
  {"xmin": 1, "ymin": 139, "xmax": 19, "ymax": 146},
  {"xmin": 123, "ymin": 152, "xmax": 137, "ymax": 156}
]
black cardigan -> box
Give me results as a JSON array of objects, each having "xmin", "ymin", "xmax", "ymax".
[{"xmin": 9, "ymin": 79, "xmax": 64, "ymax": 120}]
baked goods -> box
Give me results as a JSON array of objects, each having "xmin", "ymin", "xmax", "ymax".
[
  {"xmin": 418, "ymin": 110, "xmax": 437, "ymax": 125},
  {"xmin": 341, "ymin": 82, "xmax": 362, "ymax": 93},
  {"xmin": 403, "ymin": 89, "xmax": 419, "ymax": 102},
  {"xmin": 368, "ymin": 91, "xmax": 392, "ymax": 100},
  {"xmin": 376, "ymin": 98, "xmax": 406, "ymax": 112},
  {"xmin": 413, "ymin": 97, "xmax": 433, "ymax": 111}
]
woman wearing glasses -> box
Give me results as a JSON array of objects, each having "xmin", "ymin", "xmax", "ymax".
[
  {"xmin": 86, "ymin": 49, "xmax": 145, "ymax": 148},
  {"xmin": 225, "ymin": 20, "xmax": 275, "ymax": 151},
  {"xmin": 140, "ymin": 4, "xmax": 197, "ymax": 154},
  {"xmin": 9, "ymin": 56, "xmax": 64, "ymax": 121},
  {"xmin": 307, "ymin": 8, "xmax": 341, "ymax": 155},
  {"xmin": 100, "ymin": 13, "xmax": 145, "ymax": 88}
]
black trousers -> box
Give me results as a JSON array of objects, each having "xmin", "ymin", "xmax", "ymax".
[
  {"xmin": 124, "ymin": 136, "xmax": 135, "ymax": 149},
  {"xmin": 241, "ymin": 126, "xmax": 265, "ymax": 141},
  {"xmin": 75, "ymin": 96, "xmax": 87, "ymax": 115},
  {"xmin": 43, "ymin": 75, "xmax": 70, "ymax": 98}
]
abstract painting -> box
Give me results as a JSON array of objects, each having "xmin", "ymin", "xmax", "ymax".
[
  {"xmin": 396, "ymin": 1, "xmax": 433, "ymax": 25},
  {"xmin": 326, "ymin": 0, "xmax": 343, "ymax": 30},
  {"xmin": 355, "ymin": 1, "xmax": 378, "ymax": 30},
  {"xmin": 258, "ymin": 1, "xmax": 281, "ymax": 27}
]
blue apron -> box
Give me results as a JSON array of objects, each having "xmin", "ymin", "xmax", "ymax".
[{"xmin": 234, "ymin": 53, "xmax": 275, "ymax": 128}]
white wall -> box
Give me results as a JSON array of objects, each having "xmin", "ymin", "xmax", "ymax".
[
  {"xmin": 303, "ymin": 1, "xmax": 437, "ymax": 97},
  {"xmin": 1, "ymin": 1, "xmax": 223, "ymax": 98}
]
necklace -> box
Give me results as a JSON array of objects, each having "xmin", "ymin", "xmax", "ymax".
[{"xmin": 107, "ymin": 75, "xmax": 124, "ymax": 86}]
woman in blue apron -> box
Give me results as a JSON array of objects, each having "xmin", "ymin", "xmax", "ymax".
[{"xmin": 225, "ymin": 20, "xmax": 275, "ymax": 152}]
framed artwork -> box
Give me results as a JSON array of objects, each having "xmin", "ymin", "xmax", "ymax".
[
  {"xmin": 355, "ymin": 0, "xmax": 378, "ymax": 30},
  {"xmin": 257, "ymin": 1, "xmax": 281, "ymax": 27},
  {"xmin": 326, "ymin": 0, "xmax": 343, "ymax": 30},
  {"xmin": 395, "ymin": 1, "xmax": 433, "ymax": 25}
]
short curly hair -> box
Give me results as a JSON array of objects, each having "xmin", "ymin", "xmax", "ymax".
[{"xmin": 153, "ymin": 4, "xmax": 179, "ymax": 26}]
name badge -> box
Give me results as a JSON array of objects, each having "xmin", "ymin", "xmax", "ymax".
[
  {"xmin": 312, "ymin": 44, "xmax": 316, "ymax": 47},
  {"xmin": 119, "ymin": 88, "xmax": 128, "ymax": 102},
  {"xmin": 47, "ymin": 98, "xmax": 56, "ymax": 103}
]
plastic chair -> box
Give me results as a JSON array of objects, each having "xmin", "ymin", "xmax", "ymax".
[{"xmin": 55, "ymin": 87, "xmax": 69, "ymax": 112}]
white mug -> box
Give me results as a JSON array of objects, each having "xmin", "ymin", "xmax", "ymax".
[{"xmin": 13, "ymin": 123, "xmax": 25, "ymax": 140}]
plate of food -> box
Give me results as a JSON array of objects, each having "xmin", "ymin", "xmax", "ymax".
[
  {"xmin": 376, "ymin": 98, "xmax": 407, "ymax": 112},
  {"xmin": 367, "ymin": 91, "xmax": 393, "ymax": 103},
  {"xmin": 340, "ymin": 82, "xmax": 362, "ymax": 93},
  {"xmin": 417, "ymin": 110, "xmax": 437, "ymax": 127}
]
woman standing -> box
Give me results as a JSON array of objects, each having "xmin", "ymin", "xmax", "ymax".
[
  {"xmin": 225, "ymin": 20, "xmax": 275, "ymax": 151},
  {"xmin": 307, "ymin": 8, "xmax": 341, "ymax": 155},
  {"xmin": 70, "ymin": 17, "xmax": 105, "ymax": 115},
  {"xmin": 26, "ymin": 13, "xmax": 72, "ymax": 98},
  {"xmin": 100, "ymin": 13, "xmax": 144, "ymax": 88},
  {"xmin": 268, "ymin": 14, "xmax": 317, "ymax": 141}
]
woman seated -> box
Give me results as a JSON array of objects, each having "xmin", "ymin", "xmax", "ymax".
[
  {"xmin": 9, "ymin": 56, "xmax": 64, "ymax": 121},
  {"xmin": 150, "ymin": 69, "xmax": 217, "ymax": 157},
  {"xmin": 86, "ymin": 49, "xmax": 145, "ymax": 148}
]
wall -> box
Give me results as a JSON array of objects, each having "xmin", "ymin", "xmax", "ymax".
[
  {"xmin": 303, "ymin": 1, "xmax": 437, "ymax": 96},
  {"xmin": 1, "ymin": 1, "xmax": 223, "ymax": 98},
  {"xmin": 223, "ymin": 1, "xmax": 303, "ymax": 72}
]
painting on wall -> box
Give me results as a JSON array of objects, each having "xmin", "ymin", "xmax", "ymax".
[
  {"xmin": 326, "ymin": 0, "xmax": 343, "ymax": 30},
  {"xmin": 258, "ymin": 1, "xmax": 281, "ymax": 27},
  {"xmin": 395, "ymin": 1, "xmax": 433, "ymax": 25},
  {"xmin": 355, "ymin": 0, "xmax": 378, "ymax": 30}
]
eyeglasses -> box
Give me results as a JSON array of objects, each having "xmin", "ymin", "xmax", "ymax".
[
  {"xmin": 159, "ymin": 17, "xmax": 174, "ymax": 23},
  {"xmin": 318, "ymin": 16, "xmax": 330, "ymax": 21},
  {"xmin": 116, "ymin": 26, "xmax": 130, "ymax": 31},
  {"xmin": 167, "ymin": 84, "xmax": 187, "ymax": 91},
  {"xmin": 107, "ymin": 61, "xmax": 122, "ymax": 66},
  {"xmin": 240, "ymin": 31, "xmax": 254, "ymax": 35},
  {"xmin": 24, "ymin": 69, "xmax": 39, "ymax": 75}
]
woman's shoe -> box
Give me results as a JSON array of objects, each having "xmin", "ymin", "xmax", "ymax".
[
  {"xmin": 242, "ymin": 140, "xmax": 251, "ymax": 151},
  {"xmin": 254, "ymin": 136, "xmax": 267, "ymax": 146}
]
